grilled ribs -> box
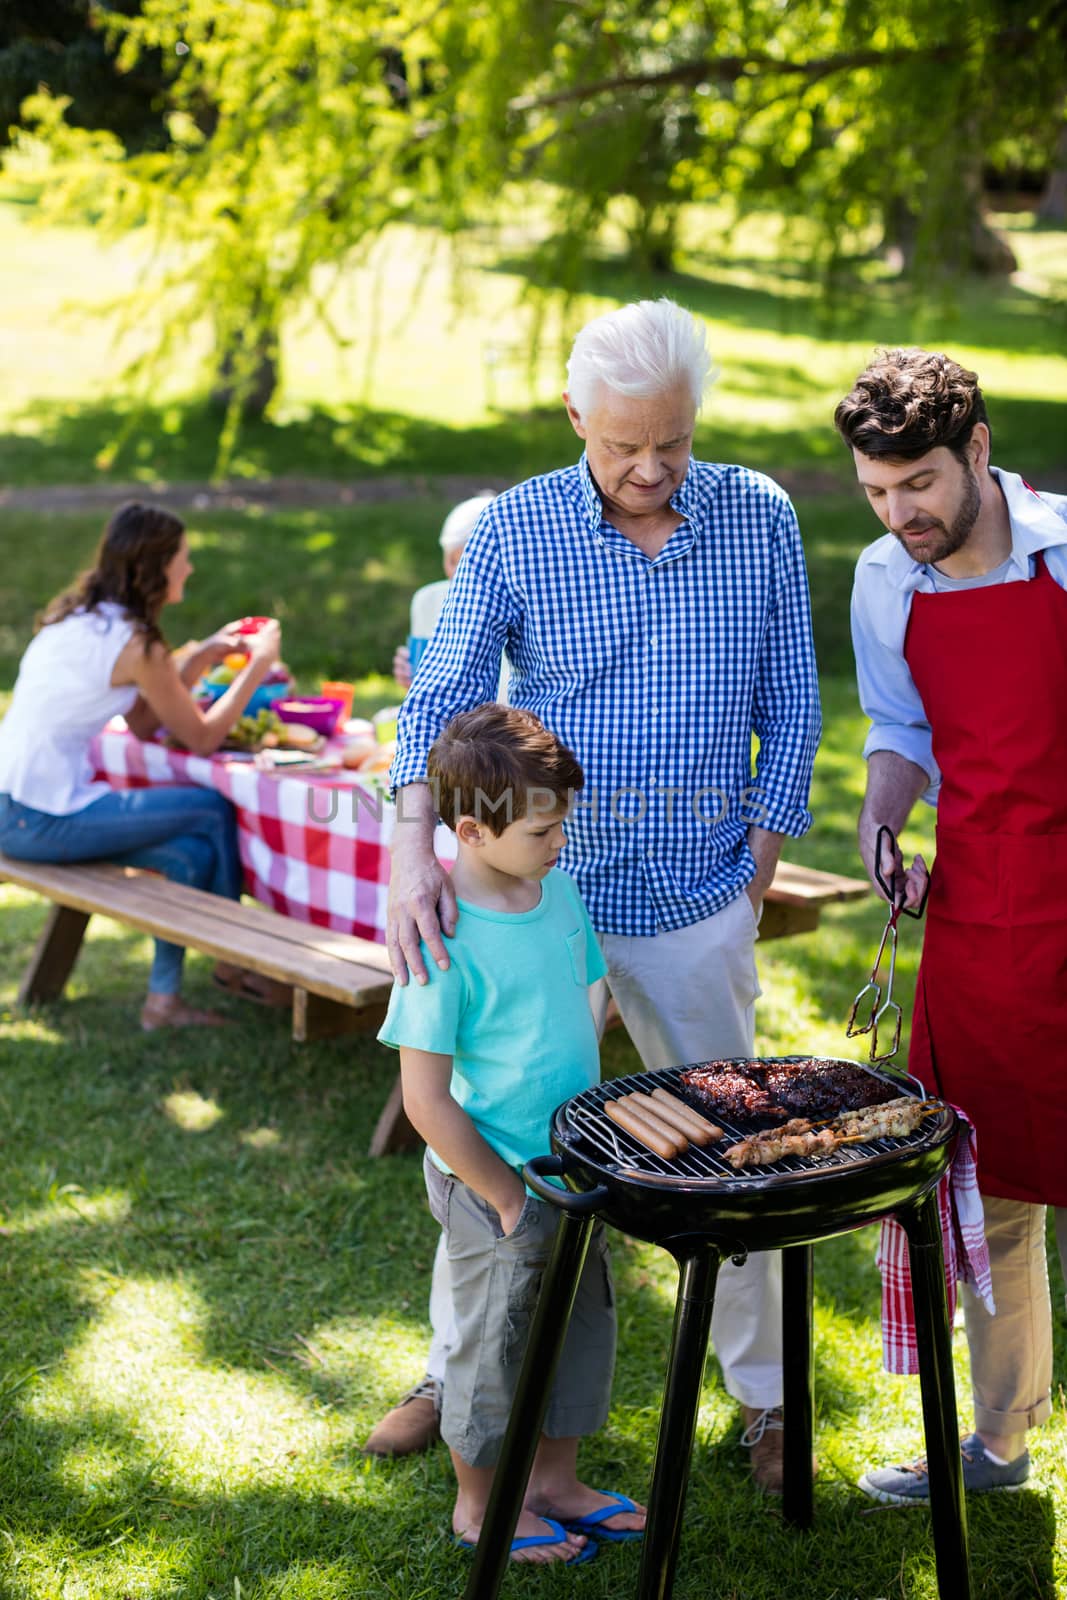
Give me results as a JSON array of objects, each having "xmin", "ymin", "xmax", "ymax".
[
  {"xmin": 676, "ymin": 1062, "xmax": 789, "ymax": 1126},
  {"xmin": 678, "ymin": 1058, "xmax": 893, "ymax": 1129}
]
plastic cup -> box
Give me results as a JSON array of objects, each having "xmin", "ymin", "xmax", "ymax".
[
  {"xmin": 320, "ymin": 680, "xmax": 355, "ymax": 723},
  {"xmin": 407, "ymin": 636, "xmax": 428, "ymax": 680},
  {"xmin": 373, "ymin": 705, "xmax": 400, "ymax": 744}
]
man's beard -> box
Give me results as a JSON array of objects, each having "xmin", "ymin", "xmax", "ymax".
[{"xmin": 893, "ymin": 463, "xmax": 982, "ymax": 565}]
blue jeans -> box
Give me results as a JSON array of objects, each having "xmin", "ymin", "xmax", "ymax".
[{"xmin": 0, "ymin": 787, "xmax": 242, "ymax": 994}]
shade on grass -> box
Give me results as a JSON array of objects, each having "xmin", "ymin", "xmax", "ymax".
[
  {"xmin": 2, "ymin": 674, "xmax": 1064, "ymax": 1598},
  {"xmin": 1, "ymin": 198, "xmax": 1065, "ymax": 1599}
]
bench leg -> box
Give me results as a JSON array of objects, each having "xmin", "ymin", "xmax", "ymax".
[
  {"xmin": 19, "ymin": 906, "xmax": 91, "ymax": 1005},
  {"xmin": 368, "ymin": 1075, "xmax": 422, "ymax": 1158},
  {"xmin": 290, "ymin": 990, "xmax": 388, "ymax": 1044}
]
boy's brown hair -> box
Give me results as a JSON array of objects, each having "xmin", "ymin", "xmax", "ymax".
[
  {"xmin": 428, "ymin": 704, "xmax": 584, "ymax": 834},
  {"xmin": 834, "ymin": 348, "xmax": 989, "ymax": 463}
]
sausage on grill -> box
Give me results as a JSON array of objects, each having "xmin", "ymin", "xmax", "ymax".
[{"xmin": 604, "ymin": 1098, "xmax": 682, "ymax": 1159}]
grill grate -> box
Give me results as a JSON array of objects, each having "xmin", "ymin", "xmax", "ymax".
[{"xmin": 560, "ymin": 1060, "xmax": 951, "ymax": 1188}]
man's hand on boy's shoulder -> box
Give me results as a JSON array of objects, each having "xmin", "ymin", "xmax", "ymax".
[{"xmin": 388, "ymin": 786, "xmax": 459, "ymax": 985}]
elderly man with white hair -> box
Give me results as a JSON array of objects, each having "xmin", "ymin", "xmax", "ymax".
[{"xmin": 364, "ymin": 299, "xmax": 821, "ymax": 1494}]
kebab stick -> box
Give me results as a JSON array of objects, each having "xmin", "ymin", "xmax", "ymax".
[
  {"xmin": 604, "ymin": 1098, "xmax": 681, "ymax": 1159},
  {"xmin": 648, "ymin": 1088, "xmax": 724, "ymax": 1144}
]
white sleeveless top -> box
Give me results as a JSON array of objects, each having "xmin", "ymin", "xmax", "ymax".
[{"xmin": 0, "ymin": 603, "xmax": 139, "ymax": 815}]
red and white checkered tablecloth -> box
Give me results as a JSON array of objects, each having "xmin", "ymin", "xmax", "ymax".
[{"xmin": 90, "ymin": 724, "xmax": 456, "ymax": 944}]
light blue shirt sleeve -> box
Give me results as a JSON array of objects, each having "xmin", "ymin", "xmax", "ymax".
[
  {"xmin": 377, "ymin": 955, "xmax": 467, "ymax": 1057},
  {"xmin": 850, "ymin": 556, "xmax": 940, "ymax": 804}
]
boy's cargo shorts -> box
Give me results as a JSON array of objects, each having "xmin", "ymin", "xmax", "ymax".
[{"xmin": 424, "ymin": 1151, "xmax": 617, "ymax": 1468}]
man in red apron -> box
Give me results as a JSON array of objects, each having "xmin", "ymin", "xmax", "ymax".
[{"xmin": 836, "ymin": 348, "xmax": 1067, "ymax": 1502}]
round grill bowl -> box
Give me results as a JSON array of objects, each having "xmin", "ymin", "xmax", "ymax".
[{"xmin": 544, "ymin": 1058, "xmax": 958, "ymax": 1252}]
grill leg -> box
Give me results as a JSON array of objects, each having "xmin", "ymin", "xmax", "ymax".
[
  {"xmin": 782, "ymin": 1243, "xmax": 814, "ymax": 1528},
  {"xmin": 462, "ymin": 1207, "xmax": 597, "ymax": 1600},
  {"xmin": 637, "ymin": 1242, "xmax": 722, "ymax": 1600},
  {"xmin": 898, "ymin": 1190, "xmax": 972, "ymax": 1600}
]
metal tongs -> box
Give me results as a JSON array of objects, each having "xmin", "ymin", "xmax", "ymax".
[{"xmin": 846, "ymin": 825, "xmax": 929, "ymax": 1062}]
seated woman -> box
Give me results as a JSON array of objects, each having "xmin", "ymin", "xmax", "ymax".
[{"xmin": 0, "ymin": 500, "xmax": 283, "ymax": 1031}]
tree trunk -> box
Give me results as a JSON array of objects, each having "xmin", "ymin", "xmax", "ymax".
[
  {"xmin": 1037, "ymin": 123, "xmax": 1067, "ymax": 223},
  {"xmin": 625, "ymin": 199, "xmax": 679, "ymax": 275},
  {"xmin": 210, "ymin": 324, "xmax": 279, "ymax": 419}
]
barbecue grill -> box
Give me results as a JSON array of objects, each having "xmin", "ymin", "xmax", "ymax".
[{"xmin": 463, "ymin": 1057, "xmax": 970, "ymax": 1600}]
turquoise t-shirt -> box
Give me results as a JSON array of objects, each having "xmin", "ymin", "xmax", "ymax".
[{"xmin": 377, "ymin": 868, "xmax": 608, "ymax": 1171}]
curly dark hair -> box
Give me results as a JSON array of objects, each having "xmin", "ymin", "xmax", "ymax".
[
  {"xmin": 834, "ymin": 349, "xmax": 989, "ymax": 462},
  {"xmin": 37, "ymin": 501, "xmax": 186, "ymax": 651},
  {"xmin": 428, "ymin": 704, "xmax": 584, "ymax": 835}
]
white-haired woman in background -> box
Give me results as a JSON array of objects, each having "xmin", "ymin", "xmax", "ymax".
[{"xmin": 391, "ymin": 493, "xmax": 496, "ymax": 690}]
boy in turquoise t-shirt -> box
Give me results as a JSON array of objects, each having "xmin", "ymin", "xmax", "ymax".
[{"xmin": 378, "ymin": 704, "xmax": 645, "ymax": 1567}]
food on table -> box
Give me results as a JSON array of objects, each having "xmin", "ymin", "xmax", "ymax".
[
  {"xmin": 276, "ymin": 721, "xmax": 321, "ymax": 752},
  {"xmin": 341, "ymin": 736, "xmax": 379, "ymax": 769},
  {"xmin": 219, "ymin": 708, "xmax": 286, "ymax": 752},
  {"xmin": 679, "ymin": 1058, "xmax": 894, "ymax": 1128},
  {"xmin": 723, "ymin": 1096, "xmax": 933, "ymax": 1169},
  {"xmin": 353, "ymin": 741, "xmax": 395, "ymax": 777},
  {"xmin": 604, "ymin": 1097, "xmax": 683, "ymax": 1160},
  {"xmin": 222, "ymin": 651, "xmax": 249, "ymax": 671}
]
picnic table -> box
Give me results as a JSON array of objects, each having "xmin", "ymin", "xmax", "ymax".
[{"xmin": 90, "ymin": 722, "xmax": 455, "ymax": 942}]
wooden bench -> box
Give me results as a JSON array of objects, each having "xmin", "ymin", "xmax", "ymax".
[
  {"xmin": 756, "ymin": 859, "xmax": 870, "ymax": 940},
  {"xmin": 0, "ymin": 852, "xmax": 869, "ymax": 1158},
  {"xmin": 0, "ymin": 852, "xmax": 408, "ymax": 1151}
]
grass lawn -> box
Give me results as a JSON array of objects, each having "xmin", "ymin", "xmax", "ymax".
[{"xmin": 1, "ymin": 199, "xmax": 1066, "ymax": 1598}]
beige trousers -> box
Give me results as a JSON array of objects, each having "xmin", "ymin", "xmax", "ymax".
[
  {"xmin": 591, "ymin": 892, "xmax": 784, "ymax": 1412},
  {"xmin": 962, "ymin": 1195, "xmax": 1067, "ymax": 1436}
]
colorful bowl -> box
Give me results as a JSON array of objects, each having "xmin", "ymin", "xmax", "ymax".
[
  {"xmin": 196, "ymin": 679, "xmax": 291, "ymax": 717},
  {"xmin": 274, "ymin": 696, "xmax": 345, "ymax": 736}
]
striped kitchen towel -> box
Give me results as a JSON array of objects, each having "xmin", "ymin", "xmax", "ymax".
[{"xmin": 877, "ymin": 1107, "xmax": 994, "ymax": 1375}]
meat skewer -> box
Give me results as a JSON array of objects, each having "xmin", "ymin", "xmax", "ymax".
[{"xmin": 724, "ymin": 1097, "xmax": 936, "ymax": 1169}]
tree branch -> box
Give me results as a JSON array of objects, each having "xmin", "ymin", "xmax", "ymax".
[{"xmin": 506, "ymin": 36, "xmax": 1023, "ymax": 114}]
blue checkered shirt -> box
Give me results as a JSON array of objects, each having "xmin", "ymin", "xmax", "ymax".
[{"xmin": 392, "ymin": 454, "xmax": 821, "ymax": 936}]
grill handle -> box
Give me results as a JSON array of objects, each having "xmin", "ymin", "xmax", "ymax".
[{"xmin": 523, "ymin": 1154, "xmax": 610, "ymax": 1214}]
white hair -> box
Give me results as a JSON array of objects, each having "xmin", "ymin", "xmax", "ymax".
[
  {"xmin": 439, "ymin": 492, "xmax": 495, "ymax": 551},
  {"xmin": 565, "ymin": 298, "xmax": 716, "ymax": 419}
]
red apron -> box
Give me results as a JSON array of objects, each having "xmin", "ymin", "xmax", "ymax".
[{"xmin": 904, "ymin": 552, "xmax": 1067, "ymax": 1205}]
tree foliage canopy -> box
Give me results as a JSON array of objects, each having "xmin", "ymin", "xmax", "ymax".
[{"xmin": 6, "ymin": 0, "xmax": 1065, "ymax": 444}]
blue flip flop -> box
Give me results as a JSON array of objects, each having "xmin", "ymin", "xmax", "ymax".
[
  {"xmin": 562, "ymin": 1491, "xmax": 645, "ymax": 1543},
  {"xmin": 456, "ymin": 1515, "xmax": 598, "ymax": 1564}
]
